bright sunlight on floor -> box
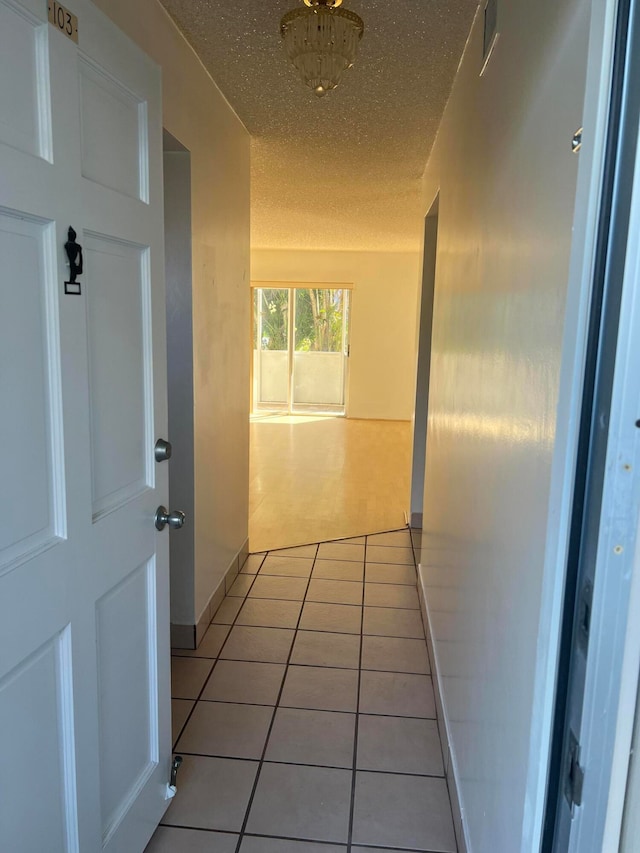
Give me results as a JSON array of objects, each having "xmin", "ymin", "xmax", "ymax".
[{"xmin": 249, "ymin": 416, "xmax": 412, "ymax": 552}]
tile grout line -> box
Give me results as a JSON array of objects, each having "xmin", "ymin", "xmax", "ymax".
[
  {"xmin": 175, "ymin": 659, "xmax": 426, "ymax": 674},
  {"xmin": 172, "ymin": 696, "xmax": 437, "ymax": 721},
  {"xmin": 233, "ymin": 542, "xmax": 320, "ymax": 853},
  {"xmin": 242, "ymin": 571, "xmax": 418, "ymax": 582},
  {"xmin": 178, "ymin": 625, "xmax": 426, "ymax": 650},
  {"xmin": 346, "ymin": 534, "xmax": 367, "ymax": 853},
  {"xmin": 234, "ymin": 572, "xmax": 418, "ymax": 587},
  {"xmin": 273, "ymin": 541, "xmax": 413, "ymax": 556},
  {"xmin": 232, "ymin": 590, "xmax": 420, "ymax": 607},
  {"xmin": 347, "ymin": 843, "xmax": 447, "ymax": 853},
  {"xmin": 170, "ymin": 554, "xmax": 267, "ymax": 751},
  {"xmin": 254, "ymin": 525, "xmax": 410, "ymax": 553},
  {"xmin": 225, "ymin": 597, "xmax": 418, "ymax": 610},
  {"xmin": 171, "ymin": 750, "xmax": 446, "ymax": 779},
  {"xmin": 256, "ymin": 825, "xmax": 449, "ymax": 853},
  {"xmin": 159, "ymin": 823, "xmax": 447, "ymax": 853},
  {"xmin": 227, "ymin": 629, "xmax": 421, "ymax": 639},
  {"xmin": 168, "ymin": 531, "xmax": 447, "ymax": 850},
  {"xmin": 242, "ymin": 830, "xmax": 347, "ymax": 848}
]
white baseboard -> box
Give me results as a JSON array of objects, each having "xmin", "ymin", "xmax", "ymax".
[
  {"xmin": 417, "ymin": 564, "xmax": 470, "ymax": 853},
  {"xmin": 170, "ymin": 537, "xmax": 249, "ymax": 649}
]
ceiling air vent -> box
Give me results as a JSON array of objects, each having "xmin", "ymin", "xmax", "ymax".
[{"xmin": 480, "ymin": 0, "xmax": 499, "ymax": 76}]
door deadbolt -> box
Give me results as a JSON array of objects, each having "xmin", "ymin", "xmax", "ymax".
[
  {"xmin": 155, "ymin": 506, "xmax": 186, "ymax": 531},
  {"xmin": 154, "ymin": 438, "xmax": 172, "ymax": 462}
]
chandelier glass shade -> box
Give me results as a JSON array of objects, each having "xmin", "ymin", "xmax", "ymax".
[{"xmin": 280, "ymin": 0, "xmax": 364, "ymax": 97}]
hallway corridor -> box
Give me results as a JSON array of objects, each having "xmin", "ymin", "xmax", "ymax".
[{"xmin": 150, "ymin": 529, "xmax": 457, "ymax": 852}]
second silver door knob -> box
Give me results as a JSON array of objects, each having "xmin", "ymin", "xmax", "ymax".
[{"xmin": 155, "ymin": 506, "xmax": 185, "ymax": 531}]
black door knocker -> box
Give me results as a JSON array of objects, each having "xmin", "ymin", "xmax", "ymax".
[{"xmin": 64, "ymin": 226, "xmax": 83, "ymax": 295}]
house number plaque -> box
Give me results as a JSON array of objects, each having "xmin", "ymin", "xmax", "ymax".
[{"xmin": 47, "ymin": 1, "xmax": 78, "ymax": 44}]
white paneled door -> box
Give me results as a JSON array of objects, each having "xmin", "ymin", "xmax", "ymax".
[{"xmin": 0, "ymin": 1, "xmax": 171, "ymax": 851}]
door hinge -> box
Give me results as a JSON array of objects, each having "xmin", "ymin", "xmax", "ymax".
[{"xmin": 564, "ymin": 730, "xmax": 585, "ymax": 810}]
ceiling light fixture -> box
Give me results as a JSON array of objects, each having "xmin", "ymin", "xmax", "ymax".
[{"xmin": 280, "ymin": 0, "xmax": 365, "ymax": 98}]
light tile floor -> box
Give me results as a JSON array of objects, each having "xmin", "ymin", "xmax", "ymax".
[{"xmin": 146, "ymin": 528, "xmax": 457, "ymax": 853}]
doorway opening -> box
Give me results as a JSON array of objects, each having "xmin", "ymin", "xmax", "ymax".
[
  {"xmin": 409, "ymin": 196, "xmax": 439, "ymax": 530},
  {"xmin": 251, "ymin": 282, "xmax": 352, "ymax": 416}
]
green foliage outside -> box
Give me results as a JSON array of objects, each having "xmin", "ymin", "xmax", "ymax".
[
  {"xmin": 255, "ymin": 288, "xmax": 289, "ymax": 350},
  {"xmin": 255, "ymin": 288, "xmax": 346, "ymax": 353}
]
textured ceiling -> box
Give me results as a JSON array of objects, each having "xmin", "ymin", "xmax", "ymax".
[{"xmin": 159, "ymin": 0, "xmax": 479, "ymax": 251}]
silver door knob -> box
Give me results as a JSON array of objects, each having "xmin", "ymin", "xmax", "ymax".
[
  {"xmin": 154, "ymin": 438, "xmax": 172, "ymax": 462},
  {"xmin": 155, "ymin": 506, "xmax": 186, "ymax": 531}
]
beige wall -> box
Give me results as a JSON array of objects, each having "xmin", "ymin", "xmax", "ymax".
[
  {"xmin": 95, "ymin": 0, "xmax": 251, "ymax": 625},
  {"xmin": 417, "ymin": 0, "xmax": 590, "ymax": 849},
  {"xmin": 252, "ymin": 249, "xmax": 421, "ymax": 421}
]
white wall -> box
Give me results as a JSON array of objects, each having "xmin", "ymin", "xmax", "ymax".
[
  {"xmin": 252, "ymin": 250, "xmax": 421, "ymax": 420},
  {"xmin": 418, "ymin": 0, "xmax": 591, "ymax": 850},
  {"xmin": 96, "ymin": 0, "xmax": 251, "ymax": 625}
]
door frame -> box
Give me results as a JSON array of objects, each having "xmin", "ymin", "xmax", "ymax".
[
  {"xmin": 516, "ymin": 0, "xmax": 636, "ymax": 847},
  {"xmin": 540, "ymin": 0, "xmax": 640, "ymax": 849}
]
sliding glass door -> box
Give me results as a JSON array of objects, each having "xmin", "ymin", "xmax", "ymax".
[
  {"xmin": 252, "ymin": 285, "xmax": 350, "ymax": 415},
  {"xmin": 292, "ymin": 287, "xmax": 349, "ymax": 412},
  {"xmin": 253, "ymin": 287, "xmax": 290, "ymax": 410}
]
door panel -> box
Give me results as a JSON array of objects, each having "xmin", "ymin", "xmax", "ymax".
[
  {"xmin": 76, "ymin": 6, "xmax": 170, "ymax": 849},
  {"xmin": 0, "ymin": 212, "xmax": 63, "ymax": 570},
  {"xmin": 0, "ymin": 2, "xmax": 170, "ymax": 851},
  {"xmin": 0, "ymin": 0, "xmax": 52, "ymax": 160},
  {"xmin": 0, "ymin": 630, "xmax": 77, "ymax": 852},
  {"xmin": 78, "ymin": 57, "xmax": 147, "ymax": 201},
  {"xmin": 97, "ymin": 560, "xmax": 156, "ymax": 843},
  {"xmin": 84, "ymin": 234, "xmax": 151, "ymax": 518}
]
